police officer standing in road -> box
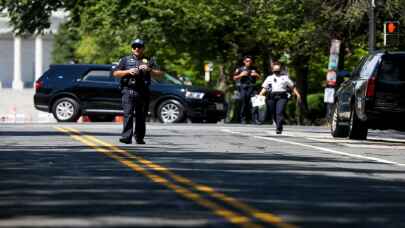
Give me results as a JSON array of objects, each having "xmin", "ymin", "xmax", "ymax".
[
  {"xmin": 113, "ymin": 39, "xmax": 163, "ymax": 144},
  {"xmin": 259, "ymin": 62, "xmax": 301, "ymax": 134},
  {"xmin": 233, "ymin": 55, "xmax": 261, "ymax": 124}
]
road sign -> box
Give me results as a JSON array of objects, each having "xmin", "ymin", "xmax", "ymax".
[
  {"xmin": 324, "ymin": 88, "xmax": 335, "ymax": 103},
  {"xmin": 204, "ymin": 62, "xmax": 213, "ymax": 72},
  {"xmin": 326, "ymin": 70, "xmax": 337, "ymax": 87},
  {"xmin": 384, "ymin": 21, "xmax": 400, "ymax": 47},
  {"xmin": 325, "ymin": 39, "xmax": 340, "ymax": 105},
  {"xmin": 204, "ymin": 62, "xmax": 213, "ymax": 82},
  {"xmin": 385, "ymin": 21, "xmax": 400, "ymax": 34}
]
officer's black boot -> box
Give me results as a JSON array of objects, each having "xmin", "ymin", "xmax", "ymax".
[{"xmin": 119, "ymin": 137, "xmax": 132, "ymax": 144}]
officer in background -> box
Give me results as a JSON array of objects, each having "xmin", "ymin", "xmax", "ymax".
[
  {"xmin": 113, "ymin": 39, "xmax": 163, "ymax": 144},
  {"xmin": 259, "ymin": 62, "xmax": 301, "ymax": 134},
  {"xmin": 233, "ymin": 55, "xmax": 261, "ymax": 124}
]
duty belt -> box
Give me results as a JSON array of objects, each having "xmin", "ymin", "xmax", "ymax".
[{"xmin": 268, "ymin": 92, "xmax": 288, "ymax": 99}]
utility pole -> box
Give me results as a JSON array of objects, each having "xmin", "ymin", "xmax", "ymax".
[{"xmin": 368, "ymin": 0, "xmax": 376, "ymax": 53}]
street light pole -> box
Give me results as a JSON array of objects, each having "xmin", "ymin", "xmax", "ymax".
[{"xmin": 368, "ymin": 0, "xmax": 376, "ymax": 53}]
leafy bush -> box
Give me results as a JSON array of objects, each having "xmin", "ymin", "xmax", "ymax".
[
  {"xmin": 285, "ymin": 98, "xmax": 297, "ymax": 124},
  {"xmin": 306, "ymin": 93, "xmax": 326, "ymax": 125},
  {"xmin": 284, "ymin": 93, "xmax": 326, "ymax": 125}
]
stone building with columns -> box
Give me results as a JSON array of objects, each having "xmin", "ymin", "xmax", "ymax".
[{"xmin": 0, "ymin": 11, "xmax": 67, "ymax": 89}]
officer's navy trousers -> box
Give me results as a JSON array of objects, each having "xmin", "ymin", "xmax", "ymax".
[
  {"xmin": 267, "ymin": 95, "xmax": 288, "ymax": 131},
  {"xmin": 121, "ymin": 88, "xmax": 149, "ymax": 141},
  {"xmin": 239, "ymin": 86, "xmax": 255, "ymax": 123}
]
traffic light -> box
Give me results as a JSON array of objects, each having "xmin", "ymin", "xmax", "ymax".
[{"xmin": 384, "ymin": 21, "xmax": 400, "ymax": 34}]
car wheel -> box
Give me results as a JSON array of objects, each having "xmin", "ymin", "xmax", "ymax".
[
  {"xmin": 157, "ymin": 99, "xmax": 185, "ymax": 123},
  {"xmin": 348, "ymin": 107, "xmax": 368, "ymax": 140},
  {"xmin": 52, "ymin": 97, "xmax": 81, "ymax": 122},
  {"xmin": 330, "ymin": 102, "xmax": 349, "ymax": 138}
]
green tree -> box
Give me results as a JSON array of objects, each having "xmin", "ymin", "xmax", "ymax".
[
  {"xmin": 0, "ymin": 0, "xmax": 77, "ymax": 35},
  {"xmin": 3, "ymin": 0, "xmax": 405, "ymax": 124}
]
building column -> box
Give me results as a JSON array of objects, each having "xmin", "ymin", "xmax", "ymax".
[
  {"xmin": 12, "ymin": 35, "xmax": 24, "ymax": 90},
  {"xmin": 35, "ymin": 34, "xmax": 43, "ymax": 81}
]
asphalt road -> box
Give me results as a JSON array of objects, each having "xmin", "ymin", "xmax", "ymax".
[{"xmin": 1, "ymin": 123, "xmax": 405, "ymax": 228}]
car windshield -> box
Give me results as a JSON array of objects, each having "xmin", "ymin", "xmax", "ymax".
[
  {"xmin": 380, "ymin": 55, "xmax": 405, "ymax": 82},
  {"xmin": 154, "ymin": 73, "xmax": 183, "ymax": 85}
]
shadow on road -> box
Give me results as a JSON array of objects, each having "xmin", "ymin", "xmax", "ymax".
[
  {"xmin": 0, "ymin": 144, "xmax": 230, "ymax": 228},
  {"xmin": 127, "ymin": 145, "xmax": 405, "ymax": 228},
  {"xmin": 1, "ymin": 137, "xmax": 405, "ymax": 228}
]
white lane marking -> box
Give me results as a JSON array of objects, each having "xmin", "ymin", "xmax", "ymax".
[
  {"xmin": 340, "ymin": 143, "xmax": 405, "ymax": 150},
  {"xmin": 304, "ymin": 135, "xmax": 405, "ymax": 144},
  {"xmin": 221, "ymin": 129, "xmax": 405, "ymax": 167},
  {"xmin": 305, "ymin": 137, "xmax": 405, "ymax": 150},
  {"xmin": 266, "ymin": 130, "xmax": 405, "ymax": 150},
  {"xmin": 367, "ymin": 137, "xmax": 405, "ymax": 143},
  {"xmin": 266, "ymin": 131, "xmax": 333, "ymax": 139},
  {"xmin": 266, "ymin": 130, "xmax": 405, "ymax": 144},
  {"xmin": 305, "ymin": 137, "xmax": 356, "ymax": 143}
]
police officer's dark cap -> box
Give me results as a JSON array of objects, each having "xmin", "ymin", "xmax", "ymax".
[
  {"xmin": 243, "ymin": 55, "xmax": 254, "ymax": 61},
  {"xmin": 131, "ymin": 39, "xmax": 145, "ymax": 48}
]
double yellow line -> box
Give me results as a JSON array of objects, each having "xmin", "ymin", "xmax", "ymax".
[{"xmin": 56, "ymin": 127, "xmax": 297, "ymax": 228}]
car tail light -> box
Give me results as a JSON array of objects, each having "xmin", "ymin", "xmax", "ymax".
[
  {"xmin": 366, "ymin": 75, "xmax": 377, "ymax": 97},
  {"xmin": 35, "ymin": 80, "xmax": 43, "ymax": 90}
]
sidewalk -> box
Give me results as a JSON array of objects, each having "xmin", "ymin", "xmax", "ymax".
[{"xmin": 0, "ymin": 89, "xmax": 56, "ymax": 123}]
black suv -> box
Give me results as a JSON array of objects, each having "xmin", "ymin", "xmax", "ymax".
[
  {"xmin": 331, "ymin": 51, "xmax": 405, "ymax": 139},
  {"xmin": 34, "ymin": 64, "xmax": 226, "ymax": 123}
]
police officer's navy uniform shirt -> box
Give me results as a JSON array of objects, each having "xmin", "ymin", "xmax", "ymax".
[
  {"xmin": 235, "ymin": 66, "xmax": 258, "ymax": 86},
  {"xmin": 114, "ymin": 55, "xmax": 159, "ymax": 89},
  {"xmin": 262, "ymin": 73, "xmax": 294, "ymax": 93}
]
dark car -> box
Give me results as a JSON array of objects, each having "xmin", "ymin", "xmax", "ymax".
[
  {"xmin": 331, "ymin": 51, "xmax": 405, "ymax": 139},
  {"xmin": 34, "ymin": 64, "xmax": 226, "ymax": 123}
]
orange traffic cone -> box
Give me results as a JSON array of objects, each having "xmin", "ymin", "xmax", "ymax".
[{"xmin": 78, "ymin": 115, "xmax": 91, "ymax": 123}]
